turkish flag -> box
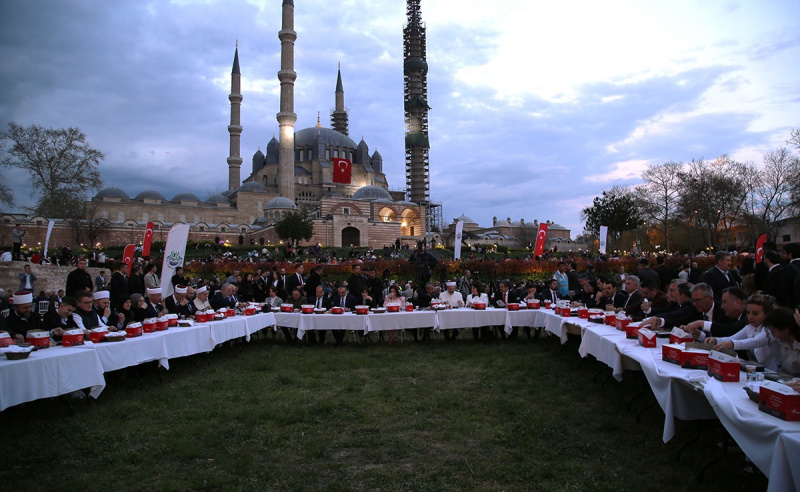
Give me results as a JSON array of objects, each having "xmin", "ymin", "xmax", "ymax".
[
  {"xmin": 332, "ymin": 157, "xmax": 352, "ymax": 184},
  {"xmin": 142, "ymin": 222, "xmax": 155, "ymax": 257},
  {"xmin": 755, "ymin": 233, "xmax": 767, "ymax": 263},
  {"xmin": 533, "ymin": 223, "xmax": 549, "ymax": 257},
  {"xmin": 122, "ymin": 244, "xmax": 135, "ymax": 270}
]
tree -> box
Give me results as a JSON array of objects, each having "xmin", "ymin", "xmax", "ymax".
[
  {"xmin": 0, "ymin": 122, "xmax": 104, "ymax": 218},
  {"xmin": 742, "ymin": 148, "xmax": 800, "ymax": 242},
  {"xmin": 580, "ymin": 186, "xmax": 644, "ymax": 253},
  {"xmin": 787, "ymin": 128, "xmax": 800, "ymax": 215},
  {"xmin": 275, "ymin": 209, "xmax": 314, "ymax": 245},
  {"xmin": 514, "ymin": 222, "xmax": 538, "ymax": 249},
  {"xmin": 638, "ymin": 161, "xmax": 683, "ymax": 252},
  {"xmin": 65, "ymin": 202, "xmax": 111, "ymax": 247}
]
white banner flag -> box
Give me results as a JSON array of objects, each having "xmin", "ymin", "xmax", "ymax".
[
  {"xmin": 453, "ymin": 220, "xmax": 464, "ymax": 260},
  {"xmin": 599, "ymin": 225, "xmax": 608, "ymax": 255},
  {"xmin": 43, "ymin": 220, "xmax": 55, "ymax": 259},
  {"xmin": 159, "ymin": 223, "xmax": 190, "ymax": 297}
]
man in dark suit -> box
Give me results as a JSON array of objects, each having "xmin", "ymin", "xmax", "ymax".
[
  {"xmin": 684, "ymin": 286, "xmax": 748, "ymax": 340},
  {"xmin": 762, "ymin": 250, "xmax": 783, "ymax": 297},
  {"xmin": 494, "ymin": 280, "xmax": 520, "ymax": 339},
  {"xmin": 306, "ymin": 284, "xmax": 332, "ymax": 344},
  {"xmin": 330, "ymin": 284, "xmax": 357, "ymax": 346},
  {"xmin": 539, "ymin": 279, "xmax": 562, "ymax": 305},
  {"xmin": 275, "ymin": 267, "xmax": 289, "ymax": 300},
  {"xmin": 654, "ymin": 256, "xmax": 679, "ymax": 291},
  {"xmin": 636, "ymin": 258, "xmax": 661, "ymax": 288},
  {"xmin": 364, "ymin": 267, "xmax": 385, "ymax": 307},
  {"xmin": 778, "ymin": 242, "xmax": 800, "ymax": 308},
  {"xmin": 285, "ymin": 263, "xmax": 305, "ymax": 300},
  {"xmin": 143, "ymin": 288, "xmax": 168, "ymax": 319},
  {"xmin": 699, "ymin": 251, "xmax": 741, "ymax": 303},
  {"xmin": 165, "ymin": 285, "xmax": 195, "ymax": 318},
  {"xmin": 109, "ymin": 263, "xmax": 129, "ymax": 310},
  {"xmin": 619, "ymin": 276, "xmax": 643, "ymax": 314},
  {"xmin": 304, "ymin": 265, "xmax": 324, "ymax": 300},
  {"xmin": 128, "ymin": 264, "xmax": 145, "ymax": 296},
  {"xmin": 600, "ymin": 279, "xmax": 627, "ymax": 311},
  {"xmin": 210, "ymin": 283, "xmax": 237, "ymax": 310},
  {"xmin": 639, "ymin": 281, "xmax": 698, "ymax": 330},
  {"xmin": 633, "ymin": 279, "xmax": 670, "ymax": 321},
  {"xmin": 754, "ymin": 241, "xmax": 778, "ymax": 291},
  {"xmin": 346, "ymin": 264, "xmax": 366, "ymax": 300}
]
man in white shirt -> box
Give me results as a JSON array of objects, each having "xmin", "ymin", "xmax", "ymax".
[{"xmin": 439, "ymin": 281, "xmax": 464, "ymax": 341}]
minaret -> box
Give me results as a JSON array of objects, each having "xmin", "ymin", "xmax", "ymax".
[
  {"xmin": 277, "ymin": 0, "xmax": 297, "ymax": 201},
  {"xmin": 227, "ymin": 42, "xmax": 243, "ymax": 190},
  {"xmin": 403, "ymin": 0, "xmax": 431, "ymax": 208},
  {"xmin": 331, "ymin": 63, "xmax": 349, "ymax": 136}
]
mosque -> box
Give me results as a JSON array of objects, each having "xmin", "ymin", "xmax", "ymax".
[{"xmin": 75, "ymin": 0, "xmax": 426, "ymax": 249}]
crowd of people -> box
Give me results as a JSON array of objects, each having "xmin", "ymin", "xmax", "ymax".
[{"xmin": 1, "ymin": 240, "xmax": 799, "ymax": 379}]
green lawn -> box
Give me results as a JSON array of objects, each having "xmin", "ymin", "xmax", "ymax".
[{"xmin": 1, "ymin": 334, "xmax": 767, "ymax": 491}]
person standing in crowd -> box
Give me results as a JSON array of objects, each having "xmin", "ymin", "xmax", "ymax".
[
  {"xmin": 95, "ymin": 270, "xmax": 107, "ymax": 290},
  {"xmin": 128, "ymin": 263, "xmax": 145, "ymax": 296},
  {"xmin": 364, "ymin": 266, "xmax": 384, "ymax": 307},
  {"xmin": 18, "ymin": 264, "xmax": 36, "ymax": 292},
  {"xmin": 11, "ymin": 224, "xmax": 25, "ymax": 260},
  {"xmin": 567, "ymin": 262, "xmax": 580, "ymax": 297},
  {"xmin": 778, "ymin": 242, "xmax": 800, "ymax": 308},
  {"xmin": 553, "ymin": 262, "xmax": 569, "ymax": 298},
  {"xmin": 171, "ymin": 267, "xmax": 188, "ymax": 291},
  {"xmin": 143, "ymin": 263, "xmax": 160, "ymax": 290},
  {"xmin": 109, "ymin": 263, "xmax": 129, "ymax": 310},
  {"xmin": 345, "ymin": 264, "xmax": 365, "ymax": 300},
  {"xmin": 457, "ymin": 269, "xmax": 471, "ymax": 300},
  {"xmin": 699, "ymin": 251, "xmax": 741, "ymax": 303},
  {"xmin": 654, "ymin": 256, "xmax": 678, "ymax": 291},
  {"xmin": 410, "ymin": 242, "xmax": 437, "ymax": 298},
  {"xmin": 304, "ymin": 265, "xmax": 324, "ymax": 300},
  {"xmin": 285, "ymin": 263, "xmax": 305, "ymax": 298},
  {"xmin": 65, "ymin": 258, "xmax": 93, "ymax": 297}
]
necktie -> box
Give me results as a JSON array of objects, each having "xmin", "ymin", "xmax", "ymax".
[
  {"xmin": 703, "ymin": 313, "xmax": 709, "ymax": 321},
  {"xmin": 317, "ymin": 298, "xmax": 322, "ymax": 308},
  {"xmin": 341, "ymin": 297, "xmax": 345, "ymax": 308},
  {"xmin": 298, "ymin": 274, "xmax": 303, "ymax": 287},
  {"xmin": 504, "ymin": 293, "xmax": 508, "ymax": 304}
]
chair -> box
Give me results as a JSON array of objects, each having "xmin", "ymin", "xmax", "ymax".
[
  {"xmin": 1, "ymin": 309, "xmax": 9, "ymax": 318},
  {"xmin": 38, "ymin": 300, "xmax": 50, "ymax": 313}
]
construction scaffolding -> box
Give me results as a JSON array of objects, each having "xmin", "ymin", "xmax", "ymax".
[{"xmin": 403, "ymin": 0, "xmax": 431, "ymax": 229}]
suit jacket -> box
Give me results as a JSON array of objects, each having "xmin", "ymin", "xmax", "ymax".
[
  {"xmin": 493, "ymin": 290, "xmax": 520, "ymax": 308},
  {"xmin": 210, "ymin": 292, "xmax": 236, "ymax": 311},
  {"xmin": 415, "ymin": 291, "xmax": 434, "ymax": 308},
  {"xmin": 289, "ymin": 295, "xmax": 308, "ymax": 310},
  {"xmin": 700, "ymin": 267, "xmax": 741, "ymax": 302},
  {"xmin": 285, "ymin": 272, "xmax": 305, "ymax": 299},
  {"xmin": 539, "ymin": 289, "xmax": 563, "ymax": 305},
  {"xmin": 143, "ymin": 301, "xmax": 164, "ymax": 319},
  {"xmin": 275, "ymin": 275, "xmax": 289, "ymax": 300},
  {"xmin": 128, "ymin": 273, "xmax": 145, "ymax": 296},
  {"xmin": 355, "ymin": 296, "xmax": 376, "ymax": 309},
  {"xmin": 330, "ymin": 293, "xmax": 357, "ymax": 311},
  {"xmin": 304, "ymin": 271, "xmax": 322, "ymax": 300},
  {"xmin": 599, "ymin": 292, "xmax": 627, "ymax": 309},
  {"xmin": 707, "ymin": 312, "xmax": 748, "ymax": 338},
  {"xmin": 655, "ymin": 264, "xmax": 679, "ymax": 290},
  {"xmin": 165, "ymin": 295, "xmax": 195, "ymax": 318},
  {"xmin": 631, "ymin": 290, "xmax": 670, "ymax": 321},
  {"xmin": 309, "ymin": 295, "xmax": 333, "ymax": 310},
  {"xmin": 660, "ymin": 300, "xmax": 701, "ymax": 329},
  {"xmin": 109, "ymin": 272, "xmax": 129, "ymax": 309},
  {"xmin": 622, "ymin": 289, "xmax": 644, "ymax": 313},
  {"xmin": 778, "ymin": 260, "xmax": 800, "ymax": 308}
]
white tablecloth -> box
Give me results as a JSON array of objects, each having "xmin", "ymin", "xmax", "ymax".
[
  {"xmin": 0, "ymin": 346, "xmax": 106, "ymax": 410},
  {"xmin": 768, "ymin": 432, "xmax": 800, "ymax": 492},
  {"xmin": 702, "ymin": 377, "xmax": 800, "ymax": 483},
  {"xmin": 295, "ymin": 313, "xmax": 369, "ymax": 340},
  {"xmin": 542, "ymin": 310, "xmax": 586, "ymax": 344},
  {"xmin": 435, "ymin": 308, "xmax": 510, "ymax": 334},
  {"xmin": 82, "ymin": 332, "xmax": 171, "ymax": 371},
  {"xmin": 243, "ymin": 312, "xmax": 276, "ymax": 340},
  {"xmin": 578, "ymin": 323, "xmax": 634, "ymax": 381},
  {"xmin": 618, "ymin": 339, "xmax": 716, "ymax": 442},
  {"xmin": 367, "ymin": 311, "xmax": 437, "ymax": 332}
]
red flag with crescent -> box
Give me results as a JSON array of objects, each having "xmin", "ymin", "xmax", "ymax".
[
  {"xmin": 533, "ymin": 223, "xmax": 549, "ymax": 257},
  {"xmin": 122, "ymin": 244, "xmax": 135, "ymax": 270},
  {"xmin": 755, "ymin": 233, "xmax": 767, "ymax": 263},
  {"xmin": 142, "ymin": 222, "xmax": 155, "ymax": 257},
  {"xmin": 332, "ymin": 157, "xmax": 352, "ymax": 184}
]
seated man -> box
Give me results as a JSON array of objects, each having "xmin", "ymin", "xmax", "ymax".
[
  {"xmin": 683, "ymin": 286, "xmax": 748, "ymax": 340},
  {"xmin": 415, "ymin": 282, "xmax": 436, "ymax": 309},
  {"xmin": 640, "ymin": 282, "xmax": 721, "ymax": 331},
  {"xmin": 439, "ymin": 281, "xmax": 465, "ymax": 340},
  {"xmin": 330, "ymin": 284, "xmax": 357, "ymax": 346},
  {"xmin": 494, "ymin": 280, "xmax": 520, "ymax": 339},
  {"xmin": 4, "ymin": 291, "xmax": 45, "ymax": 342},
  {"xmin": 619, "ymin": 276, "xmax": 643, "ymax": 313},
  {"xmin": 210, "ymin": 283, "xmax": 237, "ymax": 311},
  {"xmin": 307, "ymin": 285, "xmax": 332, "ymax": 344},
  {"xmin": 193, "ymin": 285, "xmax": 212, "ymax": 311},
  {"xmin": 92, "ymin": 290, "xmax": 113, "ymax": 327},
  {"xmin": 356, "ymin": 286, "xmax": 376, "ymax": 309},
  {"xmin": 633, "ymin": 279, "xmax": 670, "ymax": 321},
  {"xmin": 165, "ymin": 285, "xmax": 195, "ymax": 318},
  {"xmin": 43, "ymin": 296, "xmax": 78, "ymax": 341},
  {"xmin": 143, "ymin": 287, "xmax": 168, "ymax": 319},
  {"xmin": 600, "ymin": 280, "xmax": 627, "ymax": 312},
  {"xmin": 539, "ymin": 279, "xmax": 562, "ymax": 305},
  {"xmin": 288, "ymin": 288, "xmax": 307, "ymax": 310},
  {"xmin": 72, "ymin": 291, "xmax": 104, "ymax": 330}
]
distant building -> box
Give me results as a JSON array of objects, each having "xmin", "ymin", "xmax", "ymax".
[{"xmin": 443, "ymin": 215, "xmax": 587, "ymax": 253}]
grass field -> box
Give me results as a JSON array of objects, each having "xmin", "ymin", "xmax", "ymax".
[{"xmin": 1, "ymin": 333, "xmax": 768, "ymax": 491}]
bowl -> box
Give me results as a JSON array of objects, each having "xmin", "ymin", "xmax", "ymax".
[{"xmin": 371, "ymin": 307, "xmax": 386, "ymax": 313}]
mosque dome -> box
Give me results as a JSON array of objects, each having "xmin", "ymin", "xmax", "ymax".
[
  {"xmin": 454, "ymin": 214, "xmax": 476, "ymax": 224},
  {"xmin": 221, "ymin": 189, "xmax": 236, "ymax": 197},
  {"xmin": 134, "ymin": 189, "xmax": 166, "ymax": 201},
  {"xmin": 265, "ymin": 197, "xmax": 298, "ymax": 210},
  {"xmin": 95, "ymin": 187, "xmax": 129, "ymax": 199},
  {"xmin": 239, "ymin": 182, "xmax": 269, "ymax": 192},
  {"xmin": 205, "ymin": 193, "xmax": 229, "ymax": 204},
  {"xmin": 295, "ymin": 127, "xmax": 357, "ymax": 150},
  {"xmin": 352, "ymin": 185, "xmax": 393, "ymax": 201},
  {"xmin": 172, "ymin": 192, "xmax": 201, "ymax": 203}
]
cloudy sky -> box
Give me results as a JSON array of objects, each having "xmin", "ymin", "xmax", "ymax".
[{"xmin": 1, "ymin": 0, "xmax": 798, "ymax": 235}]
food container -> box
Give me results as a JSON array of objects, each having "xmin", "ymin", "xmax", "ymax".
[
  {"xmin": 280, "ymin": 303, "xmax": 294, "ymax": 313},
  {"xmin": 625, "ymin": 323, "xmax": 642, "ymax": 339},
  {"xmin": 157, "ymin": 316, "xmax": 169, "ymax": 331},
  {"xmin": 707, "ymin": 351, "xmax": 741, "ymax": 382},
  {"xmin": 506, "ymin": 302, "xmax": 520, "ymax": 311},
  {"xmin": 604, "ymin": 313, "xmax": 617, "ymax": 326},
  {"xmin": 615, "ymin": 318, "xmax": 632, "ymax": 331},
  {"xmin": 527, "ymin": 300, "xmax": 540, "ymax": 310},
  {"xmin": 313, "ymin": 308, "xmax": 326, "ymax": 314},
  {"xmin": 26, "ymin": 330, "xmax": 50, "ymax": 349},
  {"xmin": 2, "ymin": 345, "xmax": 33, "ymax": 360},
  {"xmin": 386, "ymin": 303, "xmax": 401, "ymax": 313},
  {"xmin": 245, "ymin": 306, "xmax": 257, "ymax": 316},
  {"xmin": 544, "ymin": 300, "xmax": 552, "ymax": 309},
  {"xmin": 561, "ymin": 307, "xmax": 571, "ymax": 318},
  {"xmin": 637, "ymin": 328, "xmax": 657, "ymax": 348},
  {"xmin": 405, "ymin": 304, "xmax": 414, "ymax": 312},
  {"xmin": 330, "ymin": 307, "xmax": 344, "ymax": 315},
  {"xmin": 89, "ymin": 327, "xmax": 109, "ymax": 343},
  {"xmin": 62, "ymin": 329, "xmax": 85, "ymax": 347},
  {"xmin": 577, "ymin": 307, "xmax": 589, "ymax": 319},
  {"xmin": 226, "ymin": 308, "xmax": 235, "ymax": 317},
  {"xmin": 0, "ymin": 332, "xmax": 14, "ymax": 347},
  {"xmin": 473, "ymin": 302, "xmax": 487, "ymax": 310},
  {"xmin": 372, "ymin": 307, "xmax": 386, "ymax": 313},
  {"xmin": 166, "ymin": 314, "xmax": 178, "ymax": 327},
  {"xmin": 214, "ymin": 313, "xmax": 226, "ymax": 320},
  {"xmin": 104, "ymin": 332, "xmax": 127, "ymax": 342},
  {"xmin": 301, "ymin": 304, "xmax": 315, "ymax": 314},
  {"xmin": 126, "ymin": 322, "xmax": 143, "ymax": 338},
  {"xmin": 759, "ymin": 381, "xmax": 800, "ymax": 421},
  {"xmin": 355, "ymin": 305, "xmax": 370, "ymax": 315},
  {"xmin": 430, "ymin": 299, "xmax": 442, "ymax": 309},
  {"xmin": 194, "ymin": 312, "xmax": 209, "ymax": 323},
  {"xmin": 142, "ymin": 318, "xmax": 157, "ymax": 333},
  {"xmin": 669, "ymin": 328, "xmax": 694, "ymax": 345}
]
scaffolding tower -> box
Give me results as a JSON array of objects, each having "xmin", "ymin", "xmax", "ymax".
[{"xmin": 403, "ymin": 0, "xmax": 432, "ymax": 230}]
